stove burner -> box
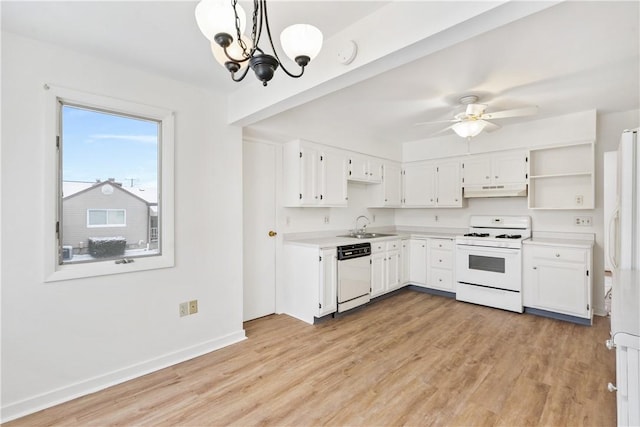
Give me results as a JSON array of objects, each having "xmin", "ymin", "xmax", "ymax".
[
  {"xmin": 495, "ymin": 234, "xmax": 522, "ymax": 239},
  {"xmin": 464, "ymin": 233, "xmax": 490, "ymax": 237}
]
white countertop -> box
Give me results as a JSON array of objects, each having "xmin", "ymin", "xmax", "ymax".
[
  {"xmin": 611, "ymin": 269, "xmax": 640, "ymax": 340},
  {"xmin": 525, "ymin": 231, "xmax": 595, "ymax": 249},
  {"xmin": 284, "ymin": 227, "xmax": 463, "ymax": 248}
]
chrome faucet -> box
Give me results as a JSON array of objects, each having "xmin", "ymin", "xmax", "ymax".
[{"xmin": 355, "ymin": 215, "xmax": 370, "ymax": 233}]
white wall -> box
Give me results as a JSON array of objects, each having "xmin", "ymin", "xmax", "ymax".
[{"xmin": 1, "ymin": 33, "xmax": 244, "ymax": 421}]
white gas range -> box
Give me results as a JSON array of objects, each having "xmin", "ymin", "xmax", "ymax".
[{"xmin": 455, "ymin": 216, "xmax": 531, "ymax": 313}]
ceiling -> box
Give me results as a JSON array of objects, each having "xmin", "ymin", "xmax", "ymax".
[{"xmin": 2, "ymin": 1, "xmax": 639, "ymax": 146}]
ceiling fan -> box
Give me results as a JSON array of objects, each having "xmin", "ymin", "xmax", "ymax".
[{"xmin": 415, "ymin": 95, "xmax": 538, "ymax": 139}]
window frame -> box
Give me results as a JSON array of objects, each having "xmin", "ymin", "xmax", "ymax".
[{"xmin": 44, "ymin": 84, "xmax": 175, "ymax": 282}]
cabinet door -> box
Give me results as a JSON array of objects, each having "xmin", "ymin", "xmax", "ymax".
[
  {"xmin": 383, "ymin": 163, "xmax": 402, "ymax": 206},
  {"xmin": 436, "ymin": 161, "xmax": 462, "ymax": 207},
  {"xmin": 371, "ymin": 252, "xmax": 386, "ymax": 297},
  {"xmin": 409, "ymin": 239, "xmax": 427, "ymax": 284},
  {"xmin": 403, "ymin": 163, "xmax": 436, "ymax": 207},
  {"xmin": 318, "ymin": 249, "xmax": 337, "ymax": 316},
  {"xmin": 320, "ymin": 150, "xmax": 348, "ymax": 206},
  {"xmin": 387, "ymin": 250, "xmax": 401, "ymax": 291},
  {"xmin": 400, "ymin": 240, "xmax": 410, "ymax": 284},
  {"xmin": 368, "ymin": 159, "xmax": 384, "ymax": 183},
  {"xmin": 300, "ymin": 146, "xmax": 319, "ymax": 204},
  {"xmin": 493, "ymin": 153, "xmax": 527, "ymax": 185},
  {"xmin": 349, "ymin": 155, "xmax": 369, "ymax": 181},
  {"xmin": 462, "ymin": 157, "xmax": 492, "ymax": 187},
  {"xmin": 533, "ymin": 260, "xmax": 589, "ymax": 317}
]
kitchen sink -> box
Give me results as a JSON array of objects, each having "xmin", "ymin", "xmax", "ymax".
[{"xmin": 337, "ymin": 232, "xmax": 397, "ymax": 239}]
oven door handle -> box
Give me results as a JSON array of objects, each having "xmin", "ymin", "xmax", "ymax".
[{"xmin": 456, "ymin": 244, "xmax": 519, "ymax": 255}]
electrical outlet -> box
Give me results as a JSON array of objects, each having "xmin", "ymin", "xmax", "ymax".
[
  {"xmin": 574, "ymin": 216, "xmax": 592, "ymax": 226},
  {"xmin": 575, "ymin": 195, "xmax": 584, "ymax": 205},
  {"xmin": 189, "ymin": 299, "xmax": 198, "ymax": 315},
  {"xmin": 179, "ymin": 302, "xmax": 189, "ymax": 317},
  {"xmin": 324, "ymin": 216, "xmax": 330, "ymax": 224}
]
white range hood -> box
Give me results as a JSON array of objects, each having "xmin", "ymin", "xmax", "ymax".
[{"xmin": 463, "ymin": 183, "xmax": 528, "ymax": 198}]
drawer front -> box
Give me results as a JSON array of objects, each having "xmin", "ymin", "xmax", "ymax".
[
  {"xmin": 429, "ymin": 268, "xmax": 454, "ymax": 291},
  {"xmin": 386, "ymin": 240, "xmax": 401, "ymax": 252},
  {"xmin": 429, "ymin": 249, "xmax": 453, "ymax": 269},
  {"xmin": 371, "ymin": 242, "xmax": 386, "ymax": 253},
  {"xmin": 428, "ymin": 238, "xmax": 454, "ymax": 250},
  {"xmin": 530, "ymin": 246, "xmax": 587, "ymax": 263}
]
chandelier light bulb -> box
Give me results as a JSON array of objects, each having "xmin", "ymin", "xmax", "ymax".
[
  {"xmin": 280, "ymin": 24, "xmax": 323, "ymax": 64},
  {"xmin": 195, "ymin": 0, "xmax": 246, "ymax": 42},
  {"xmin": 210, "ymin": 35, "xmax": 253, "ymax": 69}
]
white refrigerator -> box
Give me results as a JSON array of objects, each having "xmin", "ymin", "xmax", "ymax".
[
  {"xmin": 607, "ymin": 128, "xmax": 640, "ymax": 427},
  {"xmin": 609, "ymin": 128, "xmax": 640, "ymax": 270}
]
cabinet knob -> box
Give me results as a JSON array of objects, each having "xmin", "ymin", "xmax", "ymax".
[
  {"xmin": 438, "ymin": 278, "xmax": 442, "ymax": 282},
  {"xmin": 533, "ymin": 266, "xmax": 537, "ymax": 270},
  {"xmin": 605, "ymin": 339, "xmax": 615, "ymax": 350},
  {"xmin": 556, "ymin": 253, "xmax": 560, "ymax": 257},
  {"xmin": 430, "ymin": 198, "xmax": 433, "ymax": 202},
  {"xmin": 439, "ymin": 259, "xmax": 442, "ymax": 263},
  {"xmin": 485, "ymin": 176, "xmax": 490, "ymax": 179},
  {"xmin": 495, "ymin": 176, "xmax": 499, "ymax": 179},
  {"xmin": 608, "ymin": 383, "xmax": 617, "ymax": 392},
  {"xmin": 438, "ymin": 244, "xmax": 442, "ymax": 248},
  {"xmin": 385, "ymin": 198, "xmax": 388, "ymax": 202}
]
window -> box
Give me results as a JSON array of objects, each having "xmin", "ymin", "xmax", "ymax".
[
  {"xmin": 44, "ymin": 85, "xmax": 174, "ymax": 281},
  {"xmin": 87, "ymin": 209, "xmax": 127, "ymax": 227}
]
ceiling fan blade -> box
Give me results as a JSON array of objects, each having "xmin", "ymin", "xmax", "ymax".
[
  {"xmin": 481, "ymin": 106, "xmax": 538, "ymax": 120},
  {"xmin": 428, "ymin": 124, "xmax": 456, "ymax": 136},
  {"xmin": 481, "ymin": 120, "xmax": 501, "ymax": 133},
  {"xmin": 413, "ymin": 119, "xmax": 459, "ymax": 127}
]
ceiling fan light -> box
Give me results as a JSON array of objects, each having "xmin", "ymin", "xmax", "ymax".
[
  {"xmin": 280, "ymin": 24, "xmax": 323, "ymax": 63},
  {"xmin": 195, "ymin": 0, "xmax": 246, "ymax": 42},
  {"xmin": 210, "ymin": 35, "xmax": 253, "ymax": 69},
  {"xmin": 452, "ymin": 120, "xmax": 487, "ymax": 138}
]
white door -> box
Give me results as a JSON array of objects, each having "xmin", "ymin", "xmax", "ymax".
[
  {"xmin": 604, "ymin": 151, "xmax": 617, "ymax": 271},
  {"xmin": 243, "ymin": 141, "xmax": 277, "ymax": 321}
]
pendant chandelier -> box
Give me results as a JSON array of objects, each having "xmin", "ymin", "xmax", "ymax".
[{"xmin": 195, "ymin": 0, "xmax": 323, "ymax": 86}]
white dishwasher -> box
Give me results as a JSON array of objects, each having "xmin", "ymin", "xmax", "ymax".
[{"xmin": 336, "ymin": 242, "xmax": 372, "ymax": 313}]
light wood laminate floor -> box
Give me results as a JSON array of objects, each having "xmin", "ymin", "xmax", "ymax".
[{"xmin": 5, "ymin": 289, "xmax": 616, "ymax": 426}]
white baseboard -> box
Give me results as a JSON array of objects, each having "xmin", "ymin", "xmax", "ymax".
[{"xmin": 1, "ymin": 330, "xmax": 246, "ymax": 423}]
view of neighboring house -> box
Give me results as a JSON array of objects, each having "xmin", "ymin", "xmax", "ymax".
[{"xmin": 62, "ymin": 179, "xmax": 158, "ymax": 259}]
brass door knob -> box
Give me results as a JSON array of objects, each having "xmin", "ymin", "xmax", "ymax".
[{"xmin": 268, "ymin": 230, "xmax": 277, "ymax": 237}]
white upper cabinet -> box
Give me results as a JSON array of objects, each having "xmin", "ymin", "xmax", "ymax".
[
  {"xmin": 283, "ymin": 140, "xmax": 348, "ymax": 207},
  {"xmin": 402, "ymin": 160, "xmax": 463, "ymax": 208},
  {"xmin": 348, "ymin": 154, "xmax": 383, "ymax": 183},
  {"xmin": 403, "ymin": 163, "xmax": 436, "ymax": 207},
  {"xmin": 368, "ymin": 162, "xmax": 402, "ymax": 207},
  {"xmin": 321, "ymin": 149, "xmax": 349, "ymax": 206},
  {"xmin": 462, "ymin": 151, "xmax": 528, "ymax": 187},
  {"xmin": 434, "ymin": 160, "xmax": 463, "ymax": 207}
]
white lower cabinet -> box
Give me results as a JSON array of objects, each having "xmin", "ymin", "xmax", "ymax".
[
  {"xmin": 319, "ymin": 248, "xmax": 338, "ymax": 317},
  {"xmin": 400, "ymin": 239, "xmax": 410, "ymax": 284},
  {"xmin": 522, "ymin": 240, "xmax": 593, "ymax": 322},
  {"xmin": 281, "ymin": 244, "xmax": 337, "ymax": 324},
  {"xmin": 371, "ymin": 240, "xmax": 401, "ymax": 297},
  {"xmin": 426, "ymin": 238, "xmax": 455, "ymax": 292},
  {"xmin": 408, "ymin": 237, "xmax": 454, "ymax": 292},
  {"xmin": 409, "ymin": 239, "xmax": 427, "ymax": 284},
  {"xmin": 611, "ymin": 334, "xmax": 640, "ymax": 427}
]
